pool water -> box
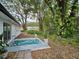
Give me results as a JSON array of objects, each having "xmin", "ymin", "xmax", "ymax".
[
  {"xmin": 6, "ymin": 38, "xmax": 50, "ymax": 52},
  {"xmin": 10, "ymin": 39, "xmax": 41, "ymax": 47}
]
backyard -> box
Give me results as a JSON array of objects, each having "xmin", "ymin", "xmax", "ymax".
[
  {"xmin": 0, "ymin": 0, "xmax": 79, "ymax": 59},
  {"xmin": 7, "ymin": 32, "xmax": 79, "ymax": 59}
]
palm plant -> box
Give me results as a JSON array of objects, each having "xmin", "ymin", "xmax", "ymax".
[{"xmin": 0, "ymin": 33, "xmax": 7, "ymax": 55}]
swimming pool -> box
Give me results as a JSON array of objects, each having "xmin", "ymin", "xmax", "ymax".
[
  {"xmin": 6, "ymin": 38, "xmax": 50, "ymax": 52},
  {"xmin": 10, "ymin": 39, "xmax": 41, "ymax": 47}
]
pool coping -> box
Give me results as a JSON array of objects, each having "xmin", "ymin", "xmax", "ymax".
[{"xmin": 6, "ymin": 38, "xmax": 50, "ymax": 52}]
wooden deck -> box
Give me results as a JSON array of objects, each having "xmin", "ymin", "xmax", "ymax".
[
  {"xmin": 7, "ymin": 50, "xmax": 32, "ymax": 59},
  {"xmin": 14, "ymin": 50, "xmax": 32, "ymax": 59}
]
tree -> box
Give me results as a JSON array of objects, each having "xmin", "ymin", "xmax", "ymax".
[
  {"xmin": 44, "ymin": 0, "xmax": 78, "ymax": 38},
  {"xmin": 5, "ymin": 0, "xmax": 78, "ymax": 38},
  {"xmin": 30, "ymin": 0, "xmax": 44, "ymax": 31},
  {"xmin": 6, "ymin": 0, "xmax": 35, "ymax": 30}
]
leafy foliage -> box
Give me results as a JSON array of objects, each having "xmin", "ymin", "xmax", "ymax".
[
  {"xmin": 44, "ymin": 0, "xmax": 78, "ymax": 38},
  {"xmin": 6, "ymin": 0, "xmax": 79, "ymax": 38},
  {"xmin": 26, "ymin": 30, "xmax": 43, "ymax": 35},
  {"xmin": 0, "ymin": 34, "xmax": 7, "ymax": 54}
]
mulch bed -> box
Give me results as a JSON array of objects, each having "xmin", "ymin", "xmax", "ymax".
[{"xmin": 15, "ymin": 32, "xmax": 34, "ymax": 39}]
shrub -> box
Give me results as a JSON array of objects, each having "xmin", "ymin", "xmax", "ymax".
[
  {"xmin": 0, "ymin": 34, "xmax": 8, "ymax": 55},
  {"xmin": 26, "ymin": 30, "xmax": 43, "ymax": 35}
]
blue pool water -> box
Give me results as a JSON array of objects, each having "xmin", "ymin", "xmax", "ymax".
[
  {"xmin": 10, "ymin": 39, "xmax": 41, "ymax": 47},
  {"xmin": 6, "ymin": 38, "xmax": 50, "ymax": 52}
]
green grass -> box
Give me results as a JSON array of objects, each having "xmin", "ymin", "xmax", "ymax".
[
  {"xmin": 26, "ymin": 30, "xmax": 43, "ymax": 35},
  {"xmin": 27, "ymin": 22, "xmax": 39, "ymax": 26},
  {"xmin": 49, "ymin": 34, "xmax": 79, "ymax": 47}
]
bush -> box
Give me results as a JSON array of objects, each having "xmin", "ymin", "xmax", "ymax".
[
  {"xmin": 26, "ymin": 30, "xmax": 43, "ymax": 35},
  {"xmin": 49, "ymin": 34, "xmax": 79, "ymax": 47},
  {"xmin": 0, "ymin": 34, "xmax": 8, "ymax": 54}
]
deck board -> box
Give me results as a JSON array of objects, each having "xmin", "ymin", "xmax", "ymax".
[{"xmin": 8, "ymin": 50, "xmax": 32, "ymax": 59}]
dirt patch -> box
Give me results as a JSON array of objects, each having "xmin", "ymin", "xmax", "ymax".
[
  {"xmin": 32, "ymin": 39, "xmax": 79, "ymax": 59},
  {"xmin": 15, "ymin": 32, "xmax": 35, "ymax": 39}
]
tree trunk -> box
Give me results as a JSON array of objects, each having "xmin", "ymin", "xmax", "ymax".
[
  {"xmin": 38, "ymin": 18, "xmax": 43, "ymax": 31},
  {"xmin": 37, "ymin": 11, "xmax": 43, "ymax": 31},
  {"xmin": 22, "ymin": 23, "xmax": 27, "ymax": 30}
]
